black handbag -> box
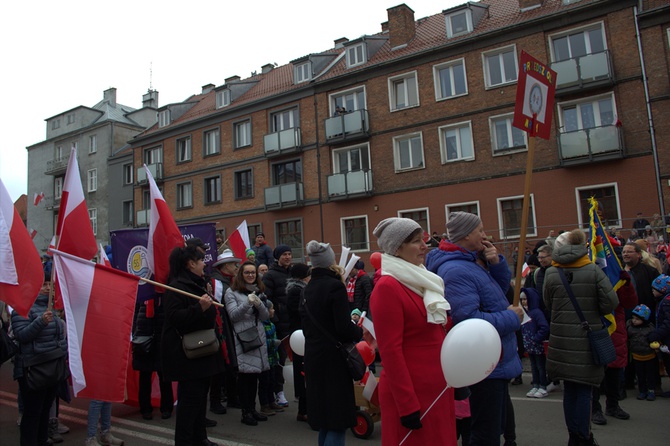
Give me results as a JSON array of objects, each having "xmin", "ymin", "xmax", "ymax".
[
  {"xmin": 181, "ymin": 329, "xmax": 220, "ymax": 359},
  {"xmin": 236, "ymin": 324, "xmax": 263, "ymax": 353},
  {"xmin": 303, "ymin": 297, "xmax": 366, "ymax": 381},
  {"xmin": 0, "ymin": 327, "xmax": 18, "ymax": 365},
  {"xmin": 24, "ymin": 348, "xmax": 70, "ymax": 391},
  {"xmin": 131, "ymin": 335, "xmax": 153, "ymax": 355},
  {"xmin": 557, "ymin": 268, "xmax": 616, "ymax": 366}
]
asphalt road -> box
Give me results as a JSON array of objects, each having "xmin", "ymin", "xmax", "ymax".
[{"xmin": 1, "ymin": 360, "xmax": 669, "ymax": 445}]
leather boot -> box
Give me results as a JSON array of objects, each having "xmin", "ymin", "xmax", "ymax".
[
  {"xmin": 240, "ymin": 410, "xmax": 258, "ymax": 426},
  {"xmin": 250, "ymin": 409, "xmax": 268, "ymax": 422}
]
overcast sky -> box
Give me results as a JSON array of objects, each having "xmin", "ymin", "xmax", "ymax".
[{"xmin": 0, "ymin": 0, "xmax": 463, "ymax": 202}]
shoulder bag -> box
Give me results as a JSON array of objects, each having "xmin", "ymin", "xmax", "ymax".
[
  {"xmin": 181, "ymin": 329, "xmax": 220, "ymax": 359},
  {"xmin": 235, "ymin": 321, "xmax": 263, "ymax": 353},
  {"xmin": 557, "ymin": 268, "xmax": 616, "ymax": 366},
  {"xmin": 131, "ymin": 335, "xmax": 153, "ymax": 355},
  {"xmin": 302, "ymin": 297, "xmax": 366, "ymax": 381},
  {"xmin": 23, "ymin": 322, "xmax": 70, "ymax": 391}
]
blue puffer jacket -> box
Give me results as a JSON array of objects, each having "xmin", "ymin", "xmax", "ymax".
[
  {"xmin": 11, "ymin": 293, "xmax": 68, "ymax": 380},
  {"xmin": 426, "ymin": 242, "xmax": 522, "ymax": 380}
]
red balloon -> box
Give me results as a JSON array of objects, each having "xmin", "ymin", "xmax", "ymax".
[
  {"xmin": 370, "ymin": 252, "xmax": 382, "ymax": 270},
  {"xmin": 356, "ymin": 341, "xmax": 376, "ymax": 366}
]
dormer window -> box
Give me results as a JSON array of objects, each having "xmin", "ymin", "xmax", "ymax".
[
  {"xmin": 346, "ymin": 43, "xmax": 366, "ymax": 68},
  {"xmin": 158, "ymin": 110, "xmax": 171, "ymax": 128},
  {"xmin": 295, "ymin": 62, "xmax": 312, "ymax": 83},
  {"xmin": 446, "ymin": 10, "xmax": 472, "ymax": 38},
  {"xmin": 216, "ymin": 90, "xmax": 231, "ymax": 109}
]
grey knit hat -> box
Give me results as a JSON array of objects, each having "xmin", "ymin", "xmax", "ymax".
[
  {"xmin": 446, "ymin": 212, "xmax": 482, "ymax": 242},
  {"xmin": 306, "ymin": 240, "xmax": 336, "ymax": 268},
  {"xmin": 373, "ymin": 218, "xmax": 422, "ymax": 255}
]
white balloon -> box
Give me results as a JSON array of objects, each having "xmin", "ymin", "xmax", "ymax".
[
  {"xmin": 283, "ymin": 364, "xmax": 294, "ymax": 386},
  {"xmin": 440, "ymin": 318, "xmax": 502, "ymax": 388},
  {"xmin": 289, "ymin": 330, "xmax": 305, "ymax": 356}
]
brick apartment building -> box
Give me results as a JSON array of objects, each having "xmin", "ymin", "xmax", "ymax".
[{"xmin": 119, "ymin": 0, "xmax": 670, "ymax": 263}]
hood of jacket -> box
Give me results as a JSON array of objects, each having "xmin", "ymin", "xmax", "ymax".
[
  {"xmin": 521, "ymin": 287, "xmax": 542, "ymax": 311},
  {"xmin": 286, "ymin": 277, "xmax": 306, "ymax": 294},
  {"xmin": 552, "ymin": 243, "xmax": 588, "ymax": 266},
  {"xmin": 425, "ymin": 240, "xmax": 478, "ymax": 273}
]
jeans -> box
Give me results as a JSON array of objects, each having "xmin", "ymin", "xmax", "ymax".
[
  {"xmin": 175, "ymin": 378, "xmax": 210, "ymax": 446},
  {"xmin": 318, "ymin": 429, "xmax": 346, "ymax": 446},
  {"xmin": 634, "ymin": 358, "xmax": 658, "ymax": 393},
  {"xmin": 529, "ymin": 354, "xmax": 548, "ymax": 388},
  {"xmin": 563, "ymin": 380, "xmax": 593, "ymax": 438},
  {"xmin": 18, "ymin": 378, "xmax": 58, "ymax": 446},
  {"xmin": 469, "ymin": 378, "xmax": 508, "ymax": 446},
  {"xmin": 87, "ymin": 400, "xmax": 112, "ymax": 438}
]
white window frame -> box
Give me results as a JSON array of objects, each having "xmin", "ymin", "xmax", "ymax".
[
  {"xmin": 388, "ymin": 71, "xmax": 419, "ymax": 111},
  {"xmin": 271, "ymin": 108, "xmax": 298, "ymax": 132},
  {"xmin": 575, "ymin": 182, "xmax": 621, "ymax": 229},
  {"xmin": 496, "ymin": 194, "xmax": 537, "ymax": 240},
  {"xmin": 398, "ymin": 207, "xmax": 431, "ymax": 234},
  {"xmin": 123, "ymin": 163, "xmax": 133, "ymax": 185},
  {"xmin": 330, "ymin": 86, "xmax": 367, "ymax": 115},
  {"xmin": 482, "ymin": 45, "xmax": 518, "ymax": 89},
  {"xmin": 54, "ymin": 177, "xmax": 63, "ymax": 199},
  {"xmin": 446, "ymin": 201, "xmax": 481, "ymax": 222},
  {"xmin": 204, "ymin": 175, "xmax": 222, "ymax": 204},
  {"xmin": 340, "ymin": 214, "xmax": 369, "ymax": 252},
  {"xmin": 346, "ymin": 43, "xmax": 366, "ymax": 68},
  {"xmin": 89, "ymin": 208, "xmax": 97, "ymax": 235},
  {"xmin": 393, "ymin": 132, "xmax": 425, "ymax": 172},
  {"xmin": 548, "ymin": 22, "xmax": 606, "ymax": 62},
  {"xmin": 216, "ymin": 90, "xmax": 231, "ymax": 108},
  {"xmin": 332, "ymin": 143, "xmax": 370, "ymax": 174},
  {"xmin": 122, "ymin": 200, "xmax": 134, "ymax": 225},
  {"xmin": 203, "ymin": 128, "xmax": 221, "ymax": 156},
  {"xmin": 234, "ymin": 120, "xmax": 252, "ymax": 149},
  {"xmin": 445, "ymin": 9, "xmax": 472, "ymax": 38},
  {"xmin": 176, "ymin": 136, "xmax": 192, "ymax": 163},
  {"xmin": 176, "ymin": 182, "xmax": 193, "ymax": 209},
  {"xmin": 89, "ymin": 135, "xmax": 97, "ymax": 154},
  {"xmin": 439, "ymin": 121, "xmax": 474, "ymax": 163},
  {"xmin": 144, "ymin": 146, "xmax": 162, "ymax": 164},
  {"xmin": 295, "ymin": 62, "xmax": 311, "ymax": 83},
  {"xmin": 87, "ymin": 169, "xmax": 97, "ymax": 192},
  {"xmin": 158, "ymin": 110, "xmax": 170, "ymax": 128},
  {"xmin": 56, "ymin": 146, "xmax": 63, "ymax": 159},
  {"xmin": 557, "ymin": 93, "xmax": 617, "ymax": 132},
  {"xmin": 434, "ymin": 58, "xmax": 468, "ymax": 101},
  {"xmin": 489, "ymin": 113, "xmax": 527, "ymax": 155}
]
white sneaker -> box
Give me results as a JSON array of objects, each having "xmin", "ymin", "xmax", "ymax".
[
  {"xmin": 57, "ymin": 420, "xmax": 70, "ymax": 434},
  {"xmin": 85, "ymin": 437, "xmax": 102, "ymax": 446},
  {"xmin": 98, "ymin": 430, "xmax": 124, "ymax": 446},
  {"xmin": 275, "ymin": 391, "xmax": 289, "ymax": 407},
  {"xmin": 546, "ymin": 382, "xmax": 561, "ymax": 393},
  {"xmin": 526, "ymin": 388, "xmax": 538, "ymax": 397},
  {"xmin": 534, "ymin": 388, "xmax": 549, "ymax": 398}
]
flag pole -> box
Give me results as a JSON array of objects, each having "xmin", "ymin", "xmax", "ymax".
[
  {"xmin": 512, "ymin": 133, "xmax": 537, "ymax": 307},
  {"xmin": 47, "ymin": 235, "xmax": 59, "ymax": 311}
]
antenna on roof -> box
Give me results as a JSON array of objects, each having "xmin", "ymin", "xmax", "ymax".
[{"xmin": 149, "ymin": 61, "xmax": 153, "ymax": 90}]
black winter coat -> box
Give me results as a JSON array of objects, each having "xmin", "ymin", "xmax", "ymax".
[
  {"xmin": 132, "ymin": 298, "xmax": 167, "ymax": 372},
  {"xmin": 301, "ymin": 268, "xmax": 362, "ymax": 431},
  {"xmin": 352, "ymin": 273, "xmax": 373, "ymax": 314},
  {"xmin": 160, "ymin": 271, "xmax": 225, "ymax": 382},
  {"xmin": 286, "ymin": 278, "xmax": 306, "ymax": 334},
  {"xmin": 262, "ymin": 263, "xmax": 291, "ymax": 338}
]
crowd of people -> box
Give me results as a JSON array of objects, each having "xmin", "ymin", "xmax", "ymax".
[{"xmin": 3, "ymin": 212, "xmax": 670, "ymax": 446}]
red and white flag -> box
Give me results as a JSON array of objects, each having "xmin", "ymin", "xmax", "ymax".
[
  {"xmin": 0, "ymin": 178, "xmax": 43, "ymax": 317},
  {"xmin": 29, "ymin": 228, "xmax": 37, "ymax": 240},
  {"xmin": 362, "ymin": 370, "xmax": 379, "ymax": 406},
  {"xmin": 228, "ymin": 220, "xmax": 251, "ymax": 261},
  {"xmin": 521, "ymin": 262, "xmax": 530, "ymax": 278},
  {"xmin": 52, "ymin": 249, "xmax": 139, "ymax": 402},
  {"xmin": 55, "ymin": 148, "xmax": 97, "ymax": 260},
  {"xmin": 145, "ymin": 164, "xmax": 184, "ymax": 287},
  {"xmin": 33, "ymin": 192, "xmax": 45, "ymax": 206},
  {"xmin": 98, "ymin": 243, "xmax": 111, "ymax": 267}
]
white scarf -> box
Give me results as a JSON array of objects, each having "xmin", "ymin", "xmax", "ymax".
[{"xmin": 381, "ymin": 253, "xmax": 450, "ymax": 324}]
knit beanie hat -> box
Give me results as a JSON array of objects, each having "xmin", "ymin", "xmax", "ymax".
[
  {"xmin": 290, "ymin": 263, "xmax": 311, "ymax": 279},
  {"xmin": 355, "ymin": 260, "xmax": 365, "ymax": 270},
  {"xmin": 306, "ymin": 240, "xmax": 336, "ymax": 268},
  {"xmin": 553, "ymin": 232, "xmax": 570, "ymax": 250},
  {"xmin": 446, "ymin": 212, "xmax": 482, "ymax": 242},
  {"xmin": 273, "ymin": 244, "xmax": 292, "ymax": 259},
  {"xmin": 373, "ymin": 217, "xmax": 421, "ymax": 255},
  {"xmin": 351, "ymin": 308, "xmax": 362, "ymax": 317}
]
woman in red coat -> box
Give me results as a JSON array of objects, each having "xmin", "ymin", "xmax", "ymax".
[{"xmin": 370, "ymin": 218, "xmax": 457, "ymax": 446}]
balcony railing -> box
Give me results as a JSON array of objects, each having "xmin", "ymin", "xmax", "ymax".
[
  {"xmin": 263, "ymin": 127, "xmax": 302, "ymax": 156},
  {"xmin": 264, "ymin": 182, "xmax": 304, "ymax": 209},
  {"xmin": 325, "ymin": 109, "xmax": 370, "ymax": 142},
  {"xmin": 136, "ymin": 209, "xmax": 150, "ymax": 226},
  {"xmin": 551, "ymin": 50, "xmax": 614, "ymax": 92},
  {"xmin": 45, "ymin": 155, "xmax": 70, "ymax": 175},
  {"xmin": 43, "ymin": 195, "xmax": 61, "ymax": 210},
  {"xmin": 558, "ymin": 125, "xmax": 624, "ymax": 166},
  {"xmin": 327, "ymin": 169, "xmax": 374, "ymax": 200},
  {"xmin": 136, "ymin": 163, "xmax": 163, "ymax": 184}
]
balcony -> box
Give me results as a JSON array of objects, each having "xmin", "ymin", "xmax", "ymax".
[
  {"xmin": 45, "ymin": 155, "xmax": 70, "ymax": 175},
  {"xmin": 43, "ymin": 195, "xmax": 61, "ymax": 210},
  {"xmin": 263, "ymin": 127, "xmax": 302, "ymax": 157},
  {"xmin": 325, "ymin": 109, "xmax": 370, "ymax": 143},
  {"xmin": 327, "ymin": 169, "xmax": 374, "ymax": 200},
  {"xmin": 136, "ymin": 209, "xmax": 150, "ymax": 226},
  {"xmin": 136, "ymin": 163, "xmax": 163, "ymax": 184},
  {"xmin": 264, "ymin": 182, "xmax": 304, "ymax": 209},
  {"xmin": 558, "ymin": 125, "xmax": 624, "ymax": 166},
  {"xmin": 551, "ymin": 50, "xmax": 614, "ymax": 94}
]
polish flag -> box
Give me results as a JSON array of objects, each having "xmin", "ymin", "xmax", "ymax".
[
  {"xmin": 29, "ymin": 228, "xmax": 37, "ymax": 240},
  {"xmin": 521, "ymin": 262, "xmax": 530, "ymax": 277},
  {"xmin": 228, "ymin": 220, "xmax": 251, "ymax": 261},
  {"xmin": 0, "ymin": 178, "xmax": 43, "ymax": 317},
  {"xmin": 145, "ymin": 164, "xmax": 184, "ymax": 288},
  {"xmin": 33, "ymin": 192, "xmax": 45, "ymax": 206},
  {"xmin": 98, "ymin": 243, "xmax": 111, "ymax": 267},
  {"xmin": 362, "ymin": 370, "xmax": 380, "ymax": 407},
  {"xmin": 52, "ymin": 249, "xmax": 139, "ymax": 402},
  {"xmin": 55, "ymin": 148, "xmax": 97, "ymax": 260}
]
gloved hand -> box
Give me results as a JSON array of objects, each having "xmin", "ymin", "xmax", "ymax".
[
  {"xmin": 400, "ymin": 411, "xmax": 422, "ymax": 430},
  {"xmin": 248, "ymin": 293, "xmax": 261, "ymax": 307},
  {"xmin": 650, "ymin": 341, "xmax": 660, "ymax": 349}
]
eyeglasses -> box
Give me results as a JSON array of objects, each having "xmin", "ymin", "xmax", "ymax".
[
  {"xmin": 538, "ymin": 255, "xmax": 550, "ymax": 260},
  {"xmin": 243, "ymin": 271, "xmax": 257, "ymax": 276}
]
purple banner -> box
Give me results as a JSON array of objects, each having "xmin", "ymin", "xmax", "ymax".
[{"xmin": 110, "ymin": 222, "xmax": 217, "ymax": 302}]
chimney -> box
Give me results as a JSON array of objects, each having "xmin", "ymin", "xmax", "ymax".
[
  {"xmin": 142, "ymin": 89, "xmax": 159, "ymax": 108},
  {"xmin": 387, "ymin": 4, "xmax": 415, "ymax": 49},
  {"xmin": 202, "ymin": 83, "xmax": 215, "ymax": 94},
  {"xmin": 381, "ymin": 21, "xmax": 389, "ymax": 33},
  {"xmin": 262, "ymin": 63, "xmax": 274, "ymax": 74},
  {"xmin": 334, "ymin": 37, "xmax": 349, "ymax": 49},
  {"xmin": 225, "ymin": 75, "xmax": 241, "ymax": 84},
  {"xmin": 103, "ymin": 87, "xmax": 117, "ymax": 107},
  {"xmin": 519, "ymin": 0, "xmax": 543, "ymax": 11}
]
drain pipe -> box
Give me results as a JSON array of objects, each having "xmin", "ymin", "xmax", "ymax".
[{"xmin": 634, "ymin": 5, "xmax": 664, "ymax": 217}]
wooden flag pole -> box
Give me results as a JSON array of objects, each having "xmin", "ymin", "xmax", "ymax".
[
  {"xmin": 512, "ymin": 135, "xmax": 537, "ymax": 307},
  {"xmin": 139, "ymin": 277, "xmax": 225, "ymax": 308}
]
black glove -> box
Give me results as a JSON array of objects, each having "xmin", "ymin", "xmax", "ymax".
[
  {"xmin": 453, "ymin": 386, "xmax": 471, "ymax": 401},
  {"xmin": 400, "ymin": 411, "xmax": 422, "ymax": 430}
]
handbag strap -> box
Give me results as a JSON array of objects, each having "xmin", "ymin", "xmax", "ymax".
[
  {"xmin": 302, "ymin": 296, "xmax": 344, "ymax": 349},
  {"xmin": 557, "ymin": 268, "xmax": 591, "ymax": 332}
]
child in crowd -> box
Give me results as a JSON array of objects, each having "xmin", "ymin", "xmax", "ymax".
[
  {"xmin": 259, "ymin": 301, "xmax": 284, "ymax": 416},
  {"xmin": 520, "ymin": 288, "xmax": 550, "ymax": 398},
  {"xmin": 626, "ymin": 304, "xmax": 657, "ymax": 401},
  {"xmin": 351, "ymin": 308, "xmax": 362, "ymax": 324},
  {"xmin": 648, "ymin": 274, "xmax": 670, "ymax": 395},
  {"xmin": 86, "ymin": 400, "xmax": 124, "ymax": 445}
]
